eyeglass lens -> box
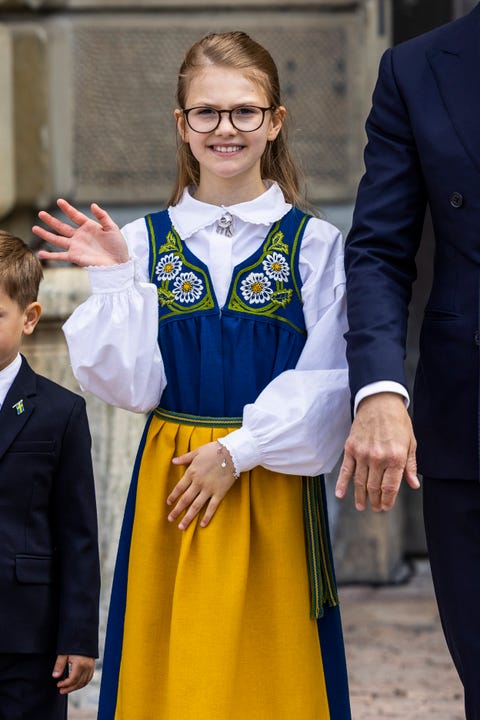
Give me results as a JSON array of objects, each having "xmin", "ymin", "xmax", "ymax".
[{"xmin": 185, "ymin": 106, "xmax": 269, "ymax": 132}]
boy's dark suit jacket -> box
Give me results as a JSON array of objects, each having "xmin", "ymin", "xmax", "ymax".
[
  {"xmin": 0, "ymin": 355, "xmax": 100, "ymax": 657},
  {"xmin": 345, "ymin": 3, "xmax": 480, "ymax": 479}
]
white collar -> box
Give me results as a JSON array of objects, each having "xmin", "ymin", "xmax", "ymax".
[
  {"xmin": 168, "ymin": 182, "xmax": 292, "ymax": 239},
  {"xmin": 0, "ymin": 353, "xmax": 22, "ymax": 409}
]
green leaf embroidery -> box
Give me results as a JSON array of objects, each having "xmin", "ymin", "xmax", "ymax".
[
  {"xmin": 271, "ymin": 288, "xmax": 293, "ymax": 307},
  {"xmin": 265, "ymin": 230, "xmax": 289, "ymax": 256},
  {"xmin": 157, "ymin": 287, "xmax": 175, "ymax": 306},
  {"xmin": 159, "ymin": 231, "xmax": 181, "ymax": 254}
]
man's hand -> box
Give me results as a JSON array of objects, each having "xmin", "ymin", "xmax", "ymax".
[
  {"xmin": 335, "ymin": 392, "xmax": 420, "ymax": 511},
  {"xmin": 52, "ymin": 654, "xmax": 95, "ymax": 694}
]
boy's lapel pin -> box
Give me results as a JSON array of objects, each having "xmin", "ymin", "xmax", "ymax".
[{"xmin": 12, "ymin": 399, "xmax": 25, "ymax": 415}]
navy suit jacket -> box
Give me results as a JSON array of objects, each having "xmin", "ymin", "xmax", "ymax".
[
  {"xmin": 0, "ymin": 355, "xmax": 100, "ymax": 656},
  {"xmin": 345, "ymin": 3, "xmax": 480, "ymax": 479}
]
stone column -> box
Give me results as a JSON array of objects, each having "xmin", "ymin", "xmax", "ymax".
[{"xmin": 0, "ymin": 24, "xmax": 14, "ymax": 218}]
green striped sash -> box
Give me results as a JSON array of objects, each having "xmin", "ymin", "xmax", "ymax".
[
  {"xmin": 303, "ymin": 476, "xmax": 339, "ymax": 618},
  {"xmin": 154, "ymin": 407, "xmax": 242, "ymax": 428}
]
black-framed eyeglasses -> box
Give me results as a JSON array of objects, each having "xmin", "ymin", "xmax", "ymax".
[{"xmin": 182, "ymin": 105, "xmax": 275, "ymax": 133}]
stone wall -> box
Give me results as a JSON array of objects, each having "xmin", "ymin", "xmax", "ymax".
[{"xmin": 1, "ymin": 0, "xmax": 390, "ymax": 213}]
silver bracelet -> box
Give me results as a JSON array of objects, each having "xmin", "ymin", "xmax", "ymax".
[{"xmin": 216, "ymin": 442, "xmax": 240, "ymax": 480}]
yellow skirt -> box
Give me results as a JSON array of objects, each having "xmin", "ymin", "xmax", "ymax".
[{"xmin": 113, "ymin": 416, "xmax": 330, "ymax": 719}]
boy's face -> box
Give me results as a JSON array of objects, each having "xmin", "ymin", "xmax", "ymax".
[{"xmin": 0, "ymin": 289, "xmax": 41, "ymax": 371}]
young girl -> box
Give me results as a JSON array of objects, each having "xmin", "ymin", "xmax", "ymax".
[{"xmin": 33, "ymin": 31, "xmax": 351, "ymax": 720}]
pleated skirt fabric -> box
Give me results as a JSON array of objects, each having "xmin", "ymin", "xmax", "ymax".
[{"xmin": 99, "ymin": 414, "xmax": 349, "ymax": 720}]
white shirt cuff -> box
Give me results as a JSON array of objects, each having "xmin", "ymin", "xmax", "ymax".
[
  {"xmin": 218, "ymin": 426, "xmax": 263, "ymax": 474},
  {"xmin": 354, "ymin": 381, "xmax": 410, "ymax": 415},
  {"xmin": 87, "ymin": 259, "xmax": 135, "ymax": 293}
]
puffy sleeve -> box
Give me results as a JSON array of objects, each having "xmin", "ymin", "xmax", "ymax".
[
  {"xmin": 62, "ymin": 218, "xmax": 166, "ymax": 412},
  {"xmin": 219, "ymin": 218, "xmax": 350, "ymax": 476}
]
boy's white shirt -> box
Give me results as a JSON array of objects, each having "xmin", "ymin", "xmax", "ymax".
[
  {"xmin": 0, "ymin": 353, "xmax": 21, "ymax": 409},
  {"xmin": 63, "ymin": 183, "xmax": 351, "ymax": 476}
]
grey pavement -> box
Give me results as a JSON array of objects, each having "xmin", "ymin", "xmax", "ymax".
[
  {"xmin": 69, "ymin": 559, "xmax": 464, "ymax": 720},
  {"xmin": 342, "ymin": 559, "xmax": 464, "ymax": 719}
]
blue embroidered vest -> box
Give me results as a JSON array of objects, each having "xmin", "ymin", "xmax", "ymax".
[{"xmin": 146, "ymin": 207, "xmax": 311, "ymax": 417}]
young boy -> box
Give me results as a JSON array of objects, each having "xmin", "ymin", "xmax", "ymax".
[{"xmin": 0, "ymin": 230, "xmax": 100, "ymax": 719}]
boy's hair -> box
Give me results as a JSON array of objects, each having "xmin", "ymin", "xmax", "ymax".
[
  {"xmin": 0, "ymin": 230, "xmax": 43, "ymax": 308},
  {"xmin": 169, "ymin": 31, "xmax": 310, "ymax": 211}
]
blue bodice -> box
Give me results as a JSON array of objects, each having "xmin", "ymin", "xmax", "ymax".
[{"xmin": 146, "ymin": 208, "xmax": 311, "ymax": 417}]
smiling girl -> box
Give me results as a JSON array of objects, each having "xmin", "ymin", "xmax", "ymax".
[{"xmin": 33, "ymin": 31, "xmax": 351, "ymax": 720}]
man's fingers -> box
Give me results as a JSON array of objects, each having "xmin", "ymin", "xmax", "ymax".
[
  {"xmin": 405, "ymin": 472, "xmax": 421, "ymax": 490},
  {"xmin": 335, "ymin": 453, "xmax": 356, "ymax": 499},
  {"xmin": 378, "ymin": 466, "xmax": 403, "ymax": 511},
  {"xmin": 353, "ymin": 464, "xmax": 369, "ymax": 511},
  {"xmin": 338, "ymin": 446, "xmax": 418, "ymax": 512},
  {"xmin": 404, "ymin": 443, "xmax": 420, "ymax": 489},
  {"xmin": 341, "ymin": 447, "xmax": 405, "ymax": 512}
]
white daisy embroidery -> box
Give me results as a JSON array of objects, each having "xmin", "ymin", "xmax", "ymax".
[
  {"xmin": 155, "ymin": 253, "xmax": 182, "ymax": 281},
  {"xmin": 240, "ymin": 272, "xmax": 273, "ymax": 305},
  {"xmin": 173, "ymin": 272, "xmax": 204, "ymax": 303},
  {"xmin": 263, "ymin": 252, "xmax": 290, "ymax": 282}
]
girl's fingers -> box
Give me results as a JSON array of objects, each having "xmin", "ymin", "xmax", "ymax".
[
  {"xmin": 32, "ymin": 225, "xmax": 71, "ymax": 249},
  {"xmin": 56, "ymin": 198, "xmax": 92, "ymax": 225},
  {"xmin": 167, "ymin": 442, "xmax": 238, "ymax": 530},
  {"xmin": 172, "ymin": 449, "xmax": 196, "ymax": 466},
  {"xmin": 90, "ymin": 203, "xmax": 118, "ymax": 231},
  {"xmin": 167, "ymin": 475, "xmax": 195, "ymax": 507},
  {"xmin": 167, "ymin": 486, "xmax": 202, "ymax": 523},
  {"xmin": 177, "ymin": 491, "xmax": 210, "ymax": 530},
  {"xmin": 199, "ymin": 497, "xmax": 220, "ymax": 528},
  {"xmin": 37, "ymin": 249, "xmax": 70, "ymax": 262},
  {"xmin": 36, "ymin": 211, "xmax": 75, "ymax": 238}
]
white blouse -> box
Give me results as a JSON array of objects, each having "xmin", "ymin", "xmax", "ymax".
[{"xmin": 63, "ymin": 183, "xmax": 350, "ymax": 476}]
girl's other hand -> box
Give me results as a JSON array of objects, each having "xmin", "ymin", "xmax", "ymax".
[
  {"xmin": 32, "ymin": 198, "xmax": 129, "ymax": 267},
  {"xmin": 168, "ymin": 441, "xmax": 238, "ymax": 530}
]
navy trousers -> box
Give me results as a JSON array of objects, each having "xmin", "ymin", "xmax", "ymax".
[
  {"xmin": 423, "ymin": 476, "xmax": 480, "ymax": 720},
  {"xmin": 0, "ymin": 653, "xmax": 67, "ymax": 720}
]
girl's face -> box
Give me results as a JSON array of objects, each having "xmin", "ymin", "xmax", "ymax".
[{"xmin": 175, "ymin": 66, "xmax": 285, "ymax": 200}]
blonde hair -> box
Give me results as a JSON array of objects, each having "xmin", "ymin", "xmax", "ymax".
[
  {"xmin": 169, "ymin": 31, "xmax": 309, "ymax": 210},
  {"xmin": 0, "ymin": 230, "xmax": 43, "ymax": 309}
]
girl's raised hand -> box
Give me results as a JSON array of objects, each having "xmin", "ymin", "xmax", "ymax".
[
  {"xmin": 167, "ymin": 442, "xmax": 239, "ymax": 530},
  {"xmin": 32, "ymin": 198, "xmax": 129, "ymax": 267}
]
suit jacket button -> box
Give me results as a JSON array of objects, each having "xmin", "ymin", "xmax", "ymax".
[{"xmin": 450, "ymin": 192, "xmax": 463, "ymax": 208}]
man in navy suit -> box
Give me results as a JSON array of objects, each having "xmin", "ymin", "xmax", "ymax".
[
  {"xmin": 334, "ymin": 4, "xmax": 480, "ymax": 718},
  {"xmin": 0, "ymin": 230, "xmax": 100, "ymax": 719}
]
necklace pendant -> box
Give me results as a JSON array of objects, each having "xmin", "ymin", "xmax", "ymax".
[{"xmin": 216, "ymin": 212, "xmax": 234, "ymax": 237}]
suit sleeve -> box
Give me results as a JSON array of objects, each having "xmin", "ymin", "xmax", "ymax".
[
  {"xmin": 345, "ymin": 47, "xmax": 428, "ymax": 398},
  {"xmin": 53, "ymin": 395, "xmax": 100, "ymax": 658}
]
